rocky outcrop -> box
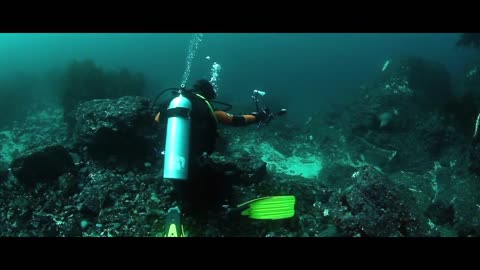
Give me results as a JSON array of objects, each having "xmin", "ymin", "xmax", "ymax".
[
  {"xmin": 73, "ymin": 96, "xmax": 159, "ymax": 169},
  {"xmin": 331, "ymin": 165, "xmax": 428, "ymax": 237},
  {"xmin": 10, "ymin": 144, "xmax": 75, "ymax": 187}
]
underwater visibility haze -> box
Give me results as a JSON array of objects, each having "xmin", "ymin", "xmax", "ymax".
[{"xmin": 0, "ymin": 33, "xmax": 480, "ymax": 237}]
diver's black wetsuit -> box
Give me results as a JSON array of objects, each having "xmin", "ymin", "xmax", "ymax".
[
  {"xmin": 159, "ymin": 80, "xmax": 265, "ymax": 217},
  {"xmin": 172, "ymin": 92, "xmax": 234, "ymax": 216}
]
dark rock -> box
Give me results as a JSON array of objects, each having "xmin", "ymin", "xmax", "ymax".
[
  {"xmin": 377, "ymin": 56, "xmax": 453, "ymax": 107},
  {"xmin": 240, "ymin": 156, "xmax": 267, "ymax": 185},
  {"xmin": 10, "ymin": 144, "xmax": 75, "ymax": 187},
  {"xmin": 58, "ymin": 172, "xmax": 78, "ymax": 196},
  {"xmin": 468, "ymin": 143, "xmax": 480, "ymax": 175},
  {"xmin": 61, "ymin": 59, "xmax": 146, "ymax": 135},
  {"xmin": 212, "ymin": 152, "xmax": 267, "ymax": 186},
  {"xmin": 325, "ymin": 57, "xmax": 461, "ymax": 174},
  {"xmin": 331, "ymin": 165, "xmax": 428, "ymax": 237},
  {"xmin": 77, "ymin": 183, "xmax": 109, "ymax": 218},
  {"xmin": 73, "ymin": 96, "xmax": 158, "ymax": 168},
  {"xmin": 320, "ymin": 163, "xmax": 357, "ymax": 190},
  {"xmin": 0, "ymin": 162, "xmax": 8, "ymax": 182},
  {"xmin": 69, "ymin": 152, "xmax": 82, "ymax": 165},
  {"xmin": 348, "ymin": 57, "xmax": 452, "ymax": 137},
  {"xmin": 425, "ymin": 201, "xmax": 455, "ymax": 226}
]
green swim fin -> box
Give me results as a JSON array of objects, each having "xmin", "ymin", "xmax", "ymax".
[
  {"xmin": 236, "ymin": 195, "xmax": 296, "ymax": 220},
  {"xmin": 164, "ymin": 206, "xmax": 185, "ymax": 237}
]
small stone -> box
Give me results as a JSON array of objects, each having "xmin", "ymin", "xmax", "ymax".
[{"xmin": 80, "ymin": 220, "xmax": 89, "ymax": 230}]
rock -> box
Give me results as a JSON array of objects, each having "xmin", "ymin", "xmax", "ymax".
[
  {"xmin": 425, "ymin": 201, "xmax": 455, "ymax": 226},
  {"xmin": 73, "ymin": 96, "xmax": 158, "ymax": 168},
  {"xmin": 212, "ymin": 152, "xmax": 267, "ymax": 186},
  {"xmin": 378, "ymin": 56, "xmax": 452, "ymax": 107},
  {"xmin": 0, "ymin": 162, "xmax": 8, "ymax": 182},
  {"xmin": 77, "ymin": 183, "xmax": 112, "ymax": 218},
  {"xmin": 321, "ymin": 57, "xmax": 461, "ymax": 174},
  {"xmin": 80, "ymin": 220, "xmax": 89, "ymax": 230},
  {"xmin": 239, "ymin": 156, "xmax": 267, "ymax": 185},
  {"xmin": 69, "ymin": 152, "xmax": 82, "ymax": 165},
  {"xmin": 58, "ymin": 172, "xmax": 78, "ymax": 196},
  {"xmin": 10, "ymin": 144, "xmax": 75, "ymax": 187},
  {"xmin": 331, "ymin": 165, "xmax": 428, "ymax": 237},
  {"xmin": 349, "ymin": 56, "xmax": 453, "ymax": 137}
]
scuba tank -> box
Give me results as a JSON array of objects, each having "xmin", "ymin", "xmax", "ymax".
[
  {"xmin": 163, "ymin": 90, "xmax": 192, "ymax": 181},
  {"xmin": 151, "ymin": 85, "xmax": 232, "ymax": 181}
]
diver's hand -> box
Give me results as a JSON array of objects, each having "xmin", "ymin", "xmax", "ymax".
[{"xmin": 252, "ymin": 109, "xmax": 269, "ymax": 123}]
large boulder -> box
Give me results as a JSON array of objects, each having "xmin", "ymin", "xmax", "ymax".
[
  {"xmin": 331, "ymin": 165, "xmax": 428, "ymax": 237},
  {"xmin": 60, "ymin": 59, "xmax": 146, "ymax": 134},
  {"xmin": 351, "ymin": 56, "xmax": 452, "ymax": 135},
  {"xmin": 333, "ymin": 56, "xmax": 460, "ymax": 172},
  {"xmin": 10, "ymin": 144, "xmax": 75, "ymax": 187},
  {"xmin": 73, "ymin": 96, "xmax": 159, "ymax": 169},
  {"xmin": 376, "ymin": 56, "xmax": 453, "ymax": 107}
]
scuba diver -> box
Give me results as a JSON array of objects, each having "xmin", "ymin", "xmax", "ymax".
[{"xmin": 153, "ymin": 79, "xmax": 294, "ymax": 237}]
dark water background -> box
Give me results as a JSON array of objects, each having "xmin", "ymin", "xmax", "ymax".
[{"xmin": 0, "ymin": 33, "xmax": 476, "ymax": 123}]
